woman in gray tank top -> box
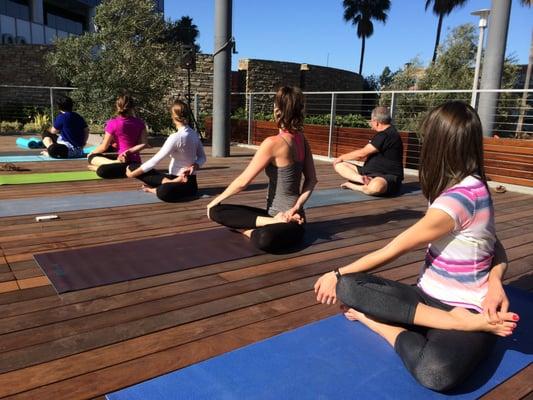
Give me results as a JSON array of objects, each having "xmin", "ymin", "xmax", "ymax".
[{"xmin": 207, "ymin": 86, "xmax": 317, "ymax": 253}]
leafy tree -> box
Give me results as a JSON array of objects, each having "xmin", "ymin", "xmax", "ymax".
[
  {"xmin": 379, "ymin": 66, "xmax": 395, "ymax": 88},
  {"xmin": 46, "ymin": 0, "xmax": 182, "ymax": 131},
  {"xmin": 382, "ymin": 25, "xmax": 519, "ymax": 133},
  {"xmin": 425, "ymin": 0, "xmax": 468, "ymax": 64},
  {"xmin": 342, "ymin": 0, "xmax": 391, "ymax": 75}
]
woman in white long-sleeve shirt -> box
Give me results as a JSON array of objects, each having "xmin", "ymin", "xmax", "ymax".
[{"xmin": 126, "ymin": 100, "xmax": 206, "ymax": 202}]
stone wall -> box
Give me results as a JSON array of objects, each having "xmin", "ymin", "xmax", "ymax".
[
  {"xmin": 237, "ymin": 59, "xmax": 364, "ymax": 115},
  {"xmin": 168, "ymin": 54, "xmax": 214, "ymax": 116},
  {"xmin": 0, "ymin": 45, "xmax": 59, "ymax": 86},
  {"xmin": 0, "ymin": 45, "xmax": 366, "ymax": 123},
  {"xmin": 0, "ymin": 45, "xmax": 62, "ymax": 120}
]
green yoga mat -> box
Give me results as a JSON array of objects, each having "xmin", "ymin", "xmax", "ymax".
[{"xmin": 0, "ymin": 171, "xmax": 100, "ymax": 185}]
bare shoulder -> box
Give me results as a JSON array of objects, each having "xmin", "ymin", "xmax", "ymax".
[{"xmin": 260, "ymin": 135, "xmax": 283, "ymax": 150}]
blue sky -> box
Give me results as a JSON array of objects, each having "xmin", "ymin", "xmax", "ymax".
[{"xmin": 165, "ymin": 1, "xmax": 533, "ymax": 77}]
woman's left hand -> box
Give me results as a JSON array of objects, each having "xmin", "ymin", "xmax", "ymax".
[
  {"xmin": 125, "ymin": 166, "xmax": 135, "ymax": 178},
  {"xmin": 482, "ymin": 279, "xmax": 509, "ymax": 324},
  {"xmin": 314, "ymin": 271, "xmax": 338, "ymax": 305},
  {"xmin": 206, "ymin": 199, "xmax": 220, "ymax": 219}
]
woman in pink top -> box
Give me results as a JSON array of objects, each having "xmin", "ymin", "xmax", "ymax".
[
  {"xmin": 88, "ymin": 94, "xmax": 148, "ymax": 178},
  {"xmin": 314, "ymin": 102, "xmax": 519, "ymax": 392}
]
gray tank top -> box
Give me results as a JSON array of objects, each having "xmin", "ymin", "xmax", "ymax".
[{"xmin": 265, "ymin": 135, "xmax": 305, "ymax": 216}]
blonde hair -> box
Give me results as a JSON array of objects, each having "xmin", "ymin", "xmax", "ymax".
[{"xmin": 171, "ymin": 99, "xmax": 191, "ymax": 126}]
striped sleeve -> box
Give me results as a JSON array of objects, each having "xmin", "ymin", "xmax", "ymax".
[{"xmin": 429, "ymin": 188, "xmax": 475, "ymax": 230}]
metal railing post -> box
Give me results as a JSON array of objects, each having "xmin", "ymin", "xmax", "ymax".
[
  {"xmin": 328, "ymin": 92, "xmax": 337, "ymax": 158},
  {"xmin": 49, "ymin": 88, "xmax": 54, "ymax": 122},
  {"xmin": 247, "ymin": 93, "xmax": 253, "ymax": 145},
  {"xmin": 193, "ymin": 93, "xmax": 200, "ymax": 121},
  {"xmin": 390, "ymin": 91, "xmax": 397, "ymax": 124}
]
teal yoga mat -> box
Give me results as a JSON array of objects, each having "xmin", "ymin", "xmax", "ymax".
[
  {"xmin": 16, "ymin": 136, "xmax": 44, "ymax": 149},
  {"xmin": 0, "ymin": 146, "xmax": 96, "ymax": 163}
]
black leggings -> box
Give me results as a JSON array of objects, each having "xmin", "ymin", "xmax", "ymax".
[
  {"xmin": 133, "ymin": 166, "xmax": 198, "ymax": 202},
  {"xmin": 42, "ymin": 132, "xmax": 69, "ymax": 159},
  {"xmin": 337, "ymin": 273, "xmax": 496, "ymax": 392},
  {"xmin": 88, "ymin": 153, "xmax": 129, "ymax": 179},
  {"xmin": 209, "ymin": 204, "xmax": 305, "ymax": 253}
]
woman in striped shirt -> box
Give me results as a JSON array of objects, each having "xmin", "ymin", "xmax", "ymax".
[{"xmin": 314, "ymin": 101, "xmax": 518, "ymax": 392}]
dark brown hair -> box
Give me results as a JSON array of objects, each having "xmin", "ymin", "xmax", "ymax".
[
  {"xmin": 116, "ymin": 94, "xmax": 135, "ymax": 116},
  {"xmin": 57, "ymin": 95, "xmax": 73, "ymax": 112},
  {"xmin": 419, "ymin": 101, "xmax": 487, "ymax": 203},
  {"xmin": 170, "ymin": 99, "xmax": 190, "ymax": 126},
  {"xmin": 274, "ymin": 86, "xmax": 305, "ymax": 133}
]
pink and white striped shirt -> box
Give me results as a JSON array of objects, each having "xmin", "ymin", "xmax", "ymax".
[{"xmin": 418, "ymin": 176, "xmax": 496, "ymax": 311}]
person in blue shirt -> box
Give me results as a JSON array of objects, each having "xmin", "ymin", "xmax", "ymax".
[{"xmin": 42, "ymin": 96, "xmax": 89, "ymax": 158}]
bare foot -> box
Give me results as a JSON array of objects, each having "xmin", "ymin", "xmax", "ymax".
[
  {"xmin": 87, "ymin": 165, "xmax": 98, "ymax": 171},
  {"xmin": 340, "ymin": 305, "xmax": 406, "ymax": 346},
  {"xmin": 451, "ymin": 307, "xmax": 517, "ymax": 337},
  {"xmin": 341, "ymin": 305, "xmax": 365, "ymax": 321},
  {"xmin": 141, "ymin": 185, "xmax": 156, "ymax": 194}
]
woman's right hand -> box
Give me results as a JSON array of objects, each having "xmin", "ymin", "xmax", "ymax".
[{"xmin": 314, "ymin": 271, "xmax": 338, "ymax": 305}]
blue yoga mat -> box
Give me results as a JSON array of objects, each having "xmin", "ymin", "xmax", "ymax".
[
  {"xmin": 0, "ymin": 190, "xmax": 161, "ymax": 217},
  {"xmin": 107, "ymin": 286, "xmax": 533, "ymax": 400},
  {"xmin": 306, "ymin": 185, "xmax": 421, "ymax": 208},
  {"xmin": 0, "ymin": 186, "xmax": 420, "ymax": 218}
]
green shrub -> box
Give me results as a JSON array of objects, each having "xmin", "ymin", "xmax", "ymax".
[{"xmin": 0, "ymin": 121, "xmax": 23, "ymax": 134}]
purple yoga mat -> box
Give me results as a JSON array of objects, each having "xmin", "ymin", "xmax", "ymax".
[{"xmin": 34, "ymin": 228, "xmax": 264, "ymax": 293}]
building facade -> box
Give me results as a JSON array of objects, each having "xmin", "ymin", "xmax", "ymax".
[{"xmin": 0, "ymin": 0, "xmax": 163, "ymax": 45}]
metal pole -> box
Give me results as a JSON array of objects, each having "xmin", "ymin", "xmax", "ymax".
[
  {"xmin": 477, "ymin": 0, "xmax": 512, "ymax": 136},
  {"xmin": 328, "ymin": 93, "xmax": 337, "ymax": 158},
  {"xmin": 49, "ymin": 88, "xmax": 54, "ymax": 122},
  {"xmin": 471, "ymin": 10, "xmax": 490, "ymax": 108},
  {"xmin": 247, "ymin": 93, "xmax": 253, "ymax": 145},
  {"xmin": 471, "ymin": 26, "xmax": 485, "ymax": 108},
  {"xmin": 212, "ymin": 0, "xmax": 232, "ymax": 157}
]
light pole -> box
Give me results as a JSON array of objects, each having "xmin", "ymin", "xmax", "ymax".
[{"xmin": 470, "ymin": 9, "xmax": 490, "ymax": 108}]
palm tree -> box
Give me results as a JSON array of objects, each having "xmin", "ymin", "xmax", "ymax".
[
  {"xmin": 166, "ymin": 16, "xmax": 201, "ymax": 52},
  {"xmin": 516, "ymin": 0, "xmax": 532, "ymax": 135},
  {"xmin": 342, "ymin": 0, "xmax": 391, "ymax": 76},
  {"xmin": 425, "ymin": 0, "xmax": 468, "ymax": 63}
]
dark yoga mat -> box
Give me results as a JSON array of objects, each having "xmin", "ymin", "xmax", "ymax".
[
  {"xmin": 35, "ymin": 223, "xmax": 337, "ymax": 293},
  {"xmin": 35, "ymin": 228, "xmax": 264, "ymax": 293},
  {"xmin": 106, "ymin": 286, "xmax": 533, "ymax": 400}
]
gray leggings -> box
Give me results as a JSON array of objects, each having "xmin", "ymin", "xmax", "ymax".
[{"xmin": 337, "ymin": 273, "xmax": 496, "ymax": 392}]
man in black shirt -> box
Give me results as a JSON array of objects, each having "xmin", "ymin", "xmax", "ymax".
[{"xmin": 333, "ymin": 106, "xmax": 404, "ymax": 196}]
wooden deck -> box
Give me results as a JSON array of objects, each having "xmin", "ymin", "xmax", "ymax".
[{"xmin": 0, "ymin": 137, "xmax": 531, "ymax": 399}]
